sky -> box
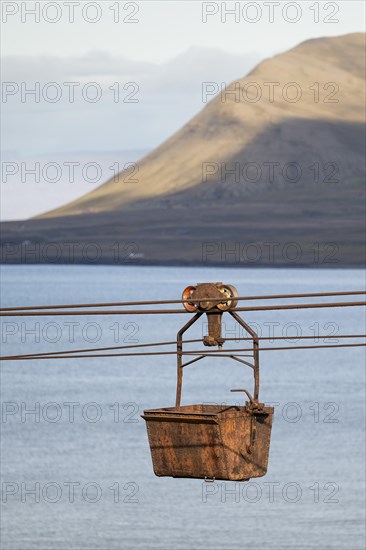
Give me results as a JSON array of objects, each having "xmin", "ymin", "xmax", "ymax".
[
  {"xmin": 2, "ymin": 1, "xmax": 364, "ymax": 61},
  {"xmin": 1, "ymin": 0, "xmax": 365, "ymax": 219}
]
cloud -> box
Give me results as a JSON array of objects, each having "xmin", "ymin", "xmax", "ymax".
[
  {"xmin": 1, "ymin": 47, "xmax": 261, "ymax": 156},
  {"xmin": 2, "ymin": 51, "xmax": 156, "ymax": 82},
  {"xmin": 1, "ymin": 47, "xmax": 262, "ymax": 219}
]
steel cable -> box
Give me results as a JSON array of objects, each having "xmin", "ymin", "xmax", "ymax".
[
  {"xmin": 1, "ymin": 342, "xmax": 365, "ymax": 361},
  {"xmin": 1, "ymin": 334, "xmax": 365, "ymax": 361},
  {"xmin": 1, "ymin": 290, "xmax": 365, "ymax": 313},
  {"xmin": 0, "ymin": 300, "xmax": 365, "ymax": 317}
]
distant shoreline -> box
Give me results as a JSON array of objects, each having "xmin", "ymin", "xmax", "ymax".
[{"xmin": 0, "ymin": 259, "xmax": 363, "ymax": 269}]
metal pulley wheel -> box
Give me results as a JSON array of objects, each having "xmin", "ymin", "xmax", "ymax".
[
  {"xmin": 182, "ymin": 285, "xmax": 198, "ymax": 312},
  {"xmin": 217, "ymin": 284, "xmax": 239, "ymax": 311}
]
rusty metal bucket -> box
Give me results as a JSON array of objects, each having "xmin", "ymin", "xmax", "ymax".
[
  {"xmin": 142, "ymin": 398, "xmax": 273, "ymax": 481},
  {"xmin": 142, "ymin": 283, "xmax": 274, "ymax": 481}
]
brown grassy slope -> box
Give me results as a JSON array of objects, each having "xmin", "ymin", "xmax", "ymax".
[{"xmin": 39, "ymin": 32, "xmax": 365, "ymax": 217}]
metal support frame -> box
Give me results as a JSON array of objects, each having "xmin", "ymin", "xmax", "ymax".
[
  {"xmin": 229, "ymin": 311, "xmax": 259, "ymax": 400},
  {"xmin": 176, "ymin": 312, "xmax": 203, "ymax": 406},
  {"xmin": 175, "ymin": 309, "xmax": 260, "ymax": 406}
]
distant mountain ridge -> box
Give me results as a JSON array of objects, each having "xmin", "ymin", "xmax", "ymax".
[
  {"xmin": 1, "ymin": 33, "xmax": 365, "ymax": 267},
  {"xmin": 39, "ymin": 32, "xmax": 365, "ymax": 217}
]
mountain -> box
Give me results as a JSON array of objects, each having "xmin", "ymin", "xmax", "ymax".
[{"xmin": 1, "ymin": 33, "xmax": 365, "ymax": 267}]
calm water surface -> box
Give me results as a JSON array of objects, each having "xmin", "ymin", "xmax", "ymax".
[{"xmin": 1, "ymin": 265, "xmax": 365, "ymax": 550}]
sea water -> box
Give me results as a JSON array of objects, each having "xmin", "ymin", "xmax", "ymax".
[{"xmin": 1, "ymin": 265, "xmax": 365, "ymax": 550}]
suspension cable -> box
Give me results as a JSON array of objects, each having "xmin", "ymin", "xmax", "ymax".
[
  {"xmin": 1, "ymin": 290, "xmax": 365, "ymax": 312},
  {"xmin": 1, "ymin": 342, "xmax": 365, "ymax": 361},
  {"xmin": 0, "ymin": 300, "xmax": 365, "ymax": 317},
  {"xmin": 1, "ymin": 334, "xmax": 365, "ymax": 361}
]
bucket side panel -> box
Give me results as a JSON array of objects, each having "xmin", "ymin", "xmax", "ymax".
[
  {"xmin": 219, "ymin": 415, "xmax": 251, "ymax": 481},
  {"xmin": 145, "ymin": 419, "xmax": 227, "ymax": 479},
  {"xmin": 250, "ymin": 413, "xmax": 273, "ymax": 477},
  {"xmin": 219, "ymin": 411, "xmax": 274, "ymax": 480}
]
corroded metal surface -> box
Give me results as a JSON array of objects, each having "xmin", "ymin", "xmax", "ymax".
[
  {"xmin": 143, "ymin": 282, "xmax": 274, "ymax": 481},
  {"xmin": 142, "ymin": 403, "xmax": 274, "ymax": 481}
]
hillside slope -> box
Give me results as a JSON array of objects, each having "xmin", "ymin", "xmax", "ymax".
[
  {"xmin": 40, "ymin": 32, "xmax": 365, "ymax": 217},
  {"xmin": 1, "ymin": 33, "xmax": 365, "ymax": 267}
]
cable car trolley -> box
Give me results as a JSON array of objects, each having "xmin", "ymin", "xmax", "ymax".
[{"xmin": 142, "ymin": 282, "xmax": 274, "ymax": 482}]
